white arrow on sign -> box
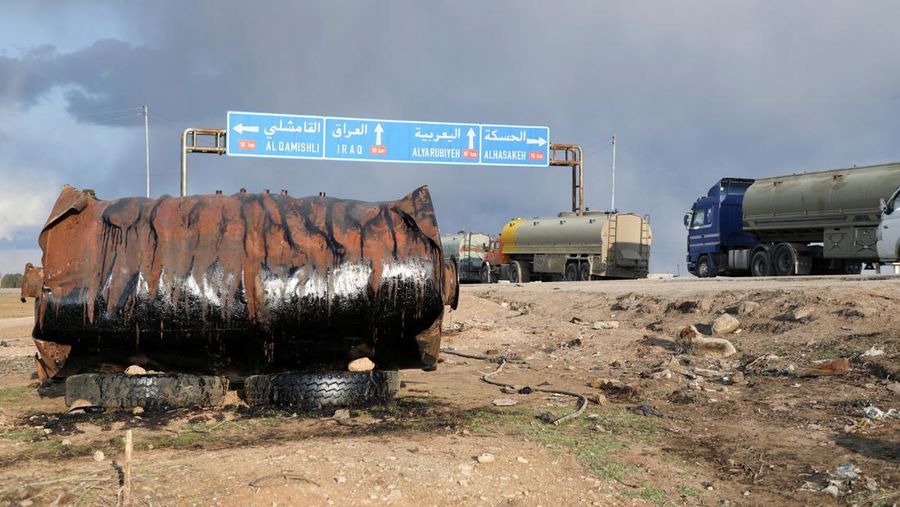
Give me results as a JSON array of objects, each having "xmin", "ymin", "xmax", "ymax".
[
  {"xmin": 232, "ymin": 123, "xmax": 259, "ymax": 135},
  {"xmin": 467, "ymin": 128, "xmax": 476, "ymax": 150},
  {"xmin": 374, "ymin": 123, "xmax": 384, "ymax": 145},
  {"xmin": 526, "ymin": 136, "xmax": 547, "ymax": 147}
]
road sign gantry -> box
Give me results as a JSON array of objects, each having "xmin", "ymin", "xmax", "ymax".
[{"xmin": 226, "ymin": 111, "xmax": 550, "ymax": 167}]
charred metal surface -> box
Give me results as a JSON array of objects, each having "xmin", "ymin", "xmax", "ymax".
[{"xmin": 28, "ymin": 185, "xmax": 456, "ymax": 376}]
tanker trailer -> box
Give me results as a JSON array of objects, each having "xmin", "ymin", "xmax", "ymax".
[
  {"xmin": 487, "ymin": 211, "xmax": 652, "ymax": 282},
  {"xmin": 685, "ymin": 162, "xmax": 900, "ymax": 277},
  {"xmin": 21, "ymin": 185, "xmax": 458, "ymax": 408},
  {"xmin": 440, "ymin": 230, "xmax": 491, "ymax": 283}
]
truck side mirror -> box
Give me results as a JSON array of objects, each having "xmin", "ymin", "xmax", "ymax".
[
  {"xmin": 683, "ymin": 213, "xmax": 690, "ymax": 228},
  {"xmin": 881, "ymin": 198, "xmax": 887, "ymax": 211}
]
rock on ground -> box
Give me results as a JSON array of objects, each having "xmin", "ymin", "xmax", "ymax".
[
  {"xmin": 711, "ymin": 313, "xmax": 741, "ymax": 335},
  {"xmin": 124, "ymin": 365, "xmax": 147, "ymax": 375},
  {"xmin": 348, "ymin": 357, "xmax": 375, "ymax": 372},
  {"xmin": 780, "ymin": 307, "xmax": 815, "ymax": 322},
  {"xmin": 737, "ymin": 301, "xmax": 760, "ymax": 315}
]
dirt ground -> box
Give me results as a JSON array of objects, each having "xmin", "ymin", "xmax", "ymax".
[{"xmin": 0, "ymin": 276, "xmax": 898, "ymax": 506}]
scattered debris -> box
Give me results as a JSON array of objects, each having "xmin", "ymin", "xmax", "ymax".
[
  {"xmin": 92, "ymin": 450, "xmax": 105, "ymax": 462},
  {"xmin": 333, "ymin": 408, "xmax": 351, "ymax": 420},
  {"xmin": 561, "ymin": 337, "xmax": 583, "ymax": 348},
  {"xmin": 516, "ymin": 456, "xmax": 529, "ymax": 464},
  {"xmin": 676, "ymin": 325, "xmax": 737, "ymax": 358},
  {"xmin": 821, "ymin": 484, "xmax": 841, "ymax": 497},
  {"xmin": 492, "ymin": 398, "xmax": 518, "ymax": 407},
  {"xmin": 842, "ymin": 307, "xmax": 874, "ymax": 318},
  {"xmin": 861, "ymin": 346, "xmax": 884, "ymax": 357},
  {"xmin": 481, "ymin": 361, "xmax": 587, "ymax": 425},
  {"xmin": 886, "ymin": 382, "xmax": 900, "ymax": 394},
  {"xmin": 628, "ymin": 404, "xmax": 661, "ymax": 417},
  {"xmin": 592, "ymin": 321, "xmax": 619, "ymax": 330},
  {"xmin": 864, "ymin": 405, "xmax": 898, "ymax": 420},
  {"xmin": 831, "ymin": 463, "xmax": 860, "ymax": 481},
  {"xmin": 711, "ymin": 313, "xmax": 741, "ymax": 335},
  {"xmin": 795, "ymin": 358, "xmax": 849, "ymax": 377},
  {"xmin": 588, "ymin": 378, "xmax": 642, "ymax": 399}
]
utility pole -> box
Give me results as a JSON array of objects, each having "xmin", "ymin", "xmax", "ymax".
[
  {"xmin": 143, "ymin": 105, "xmax": 150, "ymax": 198},
  {"xmin": 610, "ymin": 135, "xmax": 616, "ymax": 211}
]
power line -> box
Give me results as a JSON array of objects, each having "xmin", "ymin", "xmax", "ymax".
[
  {"xmin": 87, "ymin": 112, "xmax": 144, "ymax": 125},
  {"xmin": 75, "ymin": 106, "xmax": 143, "ymax": 120}
]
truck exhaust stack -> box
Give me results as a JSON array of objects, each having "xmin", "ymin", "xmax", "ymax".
[{"xmin": 22, "ymin": 185, "xmax": 458, "ymax": 380}]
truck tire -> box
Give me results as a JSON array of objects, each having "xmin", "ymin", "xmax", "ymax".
[
  {"xmin": 750, "ymin": 250, "xmax": 773, "ymax": 277},
  {"xmin": 243, "ymin": 371, "xmax": 399, "ymax": 409},
  {"xmin": 509, "ymin": 261, "xmax": 529, "ymax": 283},
  {"xmin": 773, "ymin": 243, "xmax": 798, "ymax": 276},
  {"xmin": 578, "ymin": 262, "xmax": 591, "ymax": 281},
  {"xmin": 565, "ymin": 263, "xmax": 578, "ymax": 281},
  {"xmin": 65, "ymin": 373, "xmax": 228, "ymax": 410},
  {"xmin": 696, "ymin": 256, "xmax": 713, "ymax": 278},
  {"xmin": 843, "ymin": 261, "xmax": 863, "ymax": 275}
]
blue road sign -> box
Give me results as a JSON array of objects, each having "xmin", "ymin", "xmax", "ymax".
[
  {"xmin": 226, "ymin": 111, "xmax": 325, "ymax": 159},
  {"xmin": 325, "ymin": 117, "xmax": 481, "ymax": 165},
  {"xmin": 480, "ymin": 124, "xmax": 550, "ymax": 167},
  {"xmin": 226, "ymin": 111, "xmax": 549, "ymax": 167}
]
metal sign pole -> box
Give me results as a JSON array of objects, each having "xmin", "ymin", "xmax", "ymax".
[
  {"xmin": 180, "ymin": 128, "xmax": 226, "ymax": 196},
  {"xmin": 143, "ymin": 105, "xmax": 150, "ymax": 198}
]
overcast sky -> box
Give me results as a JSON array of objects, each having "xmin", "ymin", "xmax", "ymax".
[{"xmin": 1, "ymin": 1, "xmax": 899, "ymax": 275}]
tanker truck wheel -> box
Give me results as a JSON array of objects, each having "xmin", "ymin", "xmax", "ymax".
[
  {"xmin": 243, "ymin": 370, "xmax": 400, "ymax": 409},
  {"xmin": 508, "ymin": 261, "xmax": 530, "ymax": 283},
  {"xmin": 565, "ymin": 263, "xmax": 578, "ymax": 281},
  {"xmin": 578, "ymin": 262, "xmax": 591, "ymax": 281},
  {"xmin": 65, "ymin": 373, "xmax": 228, "ymax": 410},
  {"xmin": 750, "ymin": 250, "xmax": 773, "ymax": 277}
]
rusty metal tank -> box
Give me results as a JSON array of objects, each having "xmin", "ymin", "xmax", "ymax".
[{"xmin": 22, "ymin": 185, "xmax": 458, "ymax": 379}]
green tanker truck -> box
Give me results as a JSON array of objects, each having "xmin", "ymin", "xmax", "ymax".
[{"xmin": 685, "ymin": 162, "xmax": 900, "ymax": 277}]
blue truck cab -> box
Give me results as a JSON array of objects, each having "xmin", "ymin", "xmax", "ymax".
[{"xmin": 684, "ymin": 178, "xmax": 757, "ymax": 277}]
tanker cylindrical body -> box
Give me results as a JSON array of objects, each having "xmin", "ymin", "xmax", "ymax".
[
  {"xmin": 497, "ymin": 211, "xmax": 651, "ymax": 280},
  {"xmin": 742, "ymin": 163, "xmax": 900, "ymax": 241},
  {"xmin": 24, "ymin": 185, "xmax": 458, "ymax": 379}
]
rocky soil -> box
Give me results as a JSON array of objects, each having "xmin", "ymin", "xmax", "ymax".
[{"xmin": 0, "ymin": 276, "xmax": 898, "ymax": 506}]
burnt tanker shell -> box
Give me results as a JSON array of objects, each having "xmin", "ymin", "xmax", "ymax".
[{"xmin": 28, "ymin": 185, "xmax": 456, "ymax": 378}]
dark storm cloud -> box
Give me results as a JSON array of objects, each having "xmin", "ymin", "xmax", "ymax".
[{"xmin": 1, "ymin": 0, "xmax": 900, "ymax": 274}]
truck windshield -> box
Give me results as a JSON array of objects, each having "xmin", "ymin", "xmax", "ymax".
[
  {"xmin": 889, "ymin": 185, "xmax": 900, "ymax": 214},
  {"xmin": 690, "ymin": 208, "xmax": 709, "ymax": 228}
]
